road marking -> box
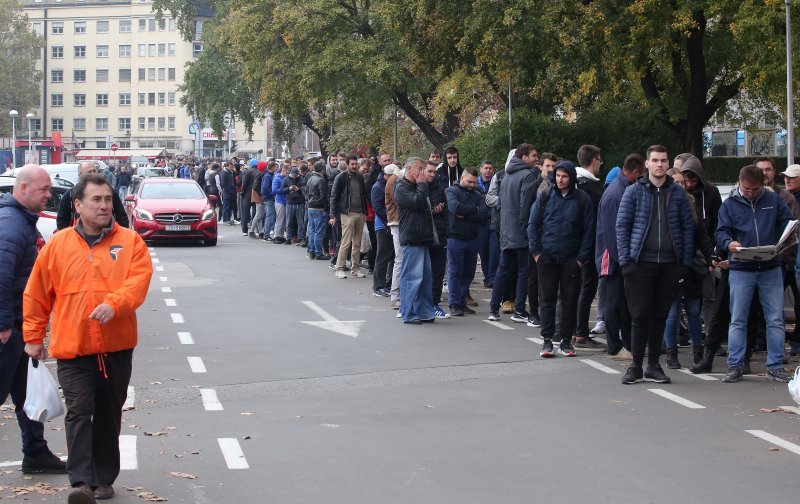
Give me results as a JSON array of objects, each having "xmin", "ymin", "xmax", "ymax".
[
  {"xmin": 580, "ymin": 359, "xmax": 621, "ymax": 375},
  {"xmin": 119, "ymin": 435, "xmax": 138, "ymax": 470},
  {"xmin": 218, "ymin": 438, "xmax": 249, "ymax": 469},
  {"xmin": 151, "ymin": 258, "xmax": 160, "ymax": 263},
  {"xmin": 177, "ymin": 331, "xmax": 194, "ymax": 345},
  {"xmin": 170, "ymin": 313, "xmax": 184, "ymax": 324},
  {"xmin": 156, "ymin": 266, "xmax": 165, "ymax": 272},
  {"xmin": 148, "ymin": 247, "xmax": 154, "ymax": 251},
  {"xmin": 746, "ymin": 430, "xmax": 800, "ymax": 456},
  {"xmin": 648, "ymin": 389, "xmax": 706, "ymax": 409},
  {"xmin": 123, "ymin": 386, "xmax": 135, "ymax": 410},
  {"xmin": 484, "ymin": 320, "xmax": 514, "ymax": 330},
  {"xmin": 200, "ymin": 389, "xmax": 223, "ymax": 411},
  {"xmin": 301, "ymin": 300, "xmax": 364, "ymax": 338},
  {"xmin": 165, "ymin": 298, "xmax": 177, "ymax": 307},
  {"xmin": 481, "ymin": 299, "xmax": 491, "ymax": 303},
  {"xmin": 159, "ymin": 276, "xmax": 168, "ymax": 282},
  {"xmin": 187, "ymin": 356, "xmax": 207, "ymax": 373},
  {"xmin": 678, "ymin": 368, "xmax": 718, "ymax": 381},
  {"xmin": 0, "ymin": 456, "xmax": 68, "ymax": 468},
  {"xmin": 526, "ymin": 337, "xmax": 562, "ymax": 346},
  {"xmin": 161, "ymin": 286, "xmax": 171, "ymax": 293},
  {"xmin": 149, "ymin": 251, "xmax": 156, "ymax": 256}
]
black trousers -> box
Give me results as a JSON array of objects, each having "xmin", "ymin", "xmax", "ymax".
[
  {"xmin": 239, "ymin": 194, "xmax": 251, "ymax": 234},
  {"xmin": 575, "ymin": 259, "xmax": 599, "ymax": 337},
  {"xmin": 373, "ymin": 228, "xmax": 395, "ymax": 291},
  {"xmin": 527, "ymin": 253, "xmax": 539, "ymax": 314},
  {"xmin": 366, "ymin": 221, "xmax": 377, "ymax": 270},
  {"xmin": 537, "ymin": 255, "xmax": 581, "ymax": 341},
  {"xmin": 603, "ymin": 271, "xmax": 631, "ymax": 354},
  {"xmin": 57, "ymin": 350, "xmax": 133, "ymax": 487},
  {"xmin": 623, "ymin": 262, "xmax": 681, "ymax": 365},
  {"xmin": 430, "ymin": 245, "xmax": 447, "ymax": 305}
]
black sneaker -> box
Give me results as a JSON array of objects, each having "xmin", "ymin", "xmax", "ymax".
[
  {"xmin": 742, "ymin": 362, "xmax": 751, "ymax": 375},
  {"xmin": 766, "ymin": 367, "xmax": 792, "ymax": 383},
  {"xmin": 621, "ymin": 365, "xmax": 643, "ymax": 384},
  {"xmin": 558, "ymin": 341, "xmax": 576, "ymax": 357},
  {"xmin": 68, "ymin": 483, "xmax": 96, "ymax": 504},
  {"xmin": 526, "ymin": 313, "xmax": 541, "ymax": 328},
  {"xmin": 450, "ymin": 305, "xmax": 464, "ymax": 317},
  {"xmin": 644, "ymin": 364, "xmax": 671, "ymax": 383},
  {"xmin": 488, "ymin": 311, "xmax": 501, "ymax": 321},
  {"xmin": 510, "ymin": 310, "xmax": 529, "ymax": 323},
  {"xmin": 722, "ymin": 366, "xmax": 744, "ymax": 383},
  {"xmin": 22, "ymin": 450, "xmax": 67, "ymax": 474},
  {"xmin": 540, "ymin": 338, "xmax": 555, "ymax": 358},
  {"xmin": 461, "ymin": 305, "xmax": 476, "ymax": 315}
]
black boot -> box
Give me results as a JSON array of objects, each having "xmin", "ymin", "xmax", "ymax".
[
  {"xmin": 692, "ymin": 345, "xmax": 704, "ymax": 365},
  {"xmin": 690, "ymin": 345, "xmax": 716, "ymax": 374},
  {"xmin": 665, "ymin": 348, "xmax": 681, "ymax": 369}
]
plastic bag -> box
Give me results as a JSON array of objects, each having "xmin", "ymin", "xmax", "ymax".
[
  {"xmin": 360, "ymin": 225, "xmax": 372, "ymax": 254},
  {"xmin": 23, "ymin": 359, "xmax": 66, "ymax": 422},
  {"xmin": 790, "ymin": 367, "xmax": 800, "ymax": 406}
]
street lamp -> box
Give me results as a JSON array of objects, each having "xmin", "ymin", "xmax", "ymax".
[
  {"xmin": 26, "ymin": 112, "xmax": 34, "ymax": 164},
  {"xmin": 9, "ymin": 110, "xmax": 18, "ymax": 168},
  {"xmin": 787, "ymin": 0, "xmax": 794, "ymax": 164}
]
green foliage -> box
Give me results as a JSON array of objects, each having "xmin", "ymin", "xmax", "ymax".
[
  {"xmin": 703, "ymin": 157, "xmax": 789, "ymax": 183},
  {"xmin": 0, "ymin": 0, "xmax": 42, "ymax": 134}
]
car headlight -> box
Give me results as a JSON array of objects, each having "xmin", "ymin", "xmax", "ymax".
[
  {"xmin": 201, "ymin": 208, "xmax": 215, "ymax": 221},
  {"xmin": 135, "ymin": 208, "xmax": 153, "ymax": 221}
]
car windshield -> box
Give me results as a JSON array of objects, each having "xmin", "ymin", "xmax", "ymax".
[
  {"xmin": 140, "ymin": 183, "xmax": 205, "ymax": 200},
  {"xmin": 138, "ymin": 168, "xmax": 169, "ymax": 177}
]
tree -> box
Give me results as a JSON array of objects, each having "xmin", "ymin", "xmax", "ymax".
[{"xmin": 0, "ymin": 0, "xmax": 42, "ymax": 135}]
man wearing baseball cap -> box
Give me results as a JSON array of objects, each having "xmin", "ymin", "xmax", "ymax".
[
  {"xmin": 782, "ymin": 163, "xmax": 800, "ymax": 356},
  {"xmin": 371, "ymin": 163, "xmax": 398, "ymax": 296}
]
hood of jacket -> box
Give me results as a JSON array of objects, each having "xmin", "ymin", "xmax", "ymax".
[
  {"xmin": 680, "ymin": 156, "xmax": 707, "ymax": 191},
  {"xmin": 554, "ymin": 160, "xmax": 578, "ymax": 195},
  {"xmin": 575, "ymin": 166, "xmax": 599, "ymax": 182},
  {"xmin": 505, "ymin": 156, "xmax": 531, "ymax": 175}
]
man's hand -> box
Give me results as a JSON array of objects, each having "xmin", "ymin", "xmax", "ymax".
[
  {"xmin": 728, "ymin": 241, "xmax": 742, "ymax": 253},
  {"xmin": 25, "ymin": 343, "xmax": 47, "ymax": 361},
  {"xmin": 0, "ymin": 328, "xmax": 11, "ymax": 345},
  {"xmin": 329, "ymin": 217, "xmax": 337, "ymax": 226},
  {"xmin": 534, "ymin": 254, "xmax": 540, "ymax": 262},
  {"xmin": 433, "ymin": 203, "xmax": 444, "ymax": 214},
  {"xmin": 89, "ymin": 303, "xmax": 116, "ymax": 324},
  {"xmin": 577, "ymin": 260, "xmax": 584, "ymax": 268}
]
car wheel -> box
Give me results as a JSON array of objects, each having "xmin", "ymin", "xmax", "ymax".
[{"xmin": 204, "ymin": 238, "xmax": 217, "ymax": 246}]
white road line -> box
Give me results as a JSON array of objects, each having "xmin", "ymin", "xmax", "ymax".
[
  {"xmin": 149, "ymin": 251, "xmax": 156, "ymax": 256},
  {"xmin": 484, "ymin": 320, "xmax": 514, "ymax": 330},
  {"xmin": 218, "ymin": 438, "xmax": 249, "ymax": 469},
  {"xmin": 481, "ymin": 299, "xmax": 491, "ymax": 303},
  {"xmin": 177, "ymin": 331, "xmax": 194, "ymax": 344},
  {"xmin": 119, "ymin": 435, "xmax": 138, "ymax": 470},
  {"xmin": 170, "ymin": 313, "xmax": 184, "ymax": 324},
  {"xmin": 678, "ymin": 368, "xmax": 718, "ymax": 381},
  {"xmin": 187, "ymin": 356, "xmax": 207, "ymax": 373},
  {"xmin": 648, "ymin": 389, "xmax": 706, "ymax": 409},
  {"xmin": 200, "ymin": 388, "xmax": 223, "ymax": 411},
  {"xmin": 580, "ymin": 359, "xmax": 621, "ymax": 375},
  {"xmin": 164, "ymin": 298, "xmax": 177, "ymax": 307},
  {"xmin": 525, "ymin": 337, "xmax": 562, "ymax": 346},
  {"xmin": 148, "ymin": 247, "xmax": 155, "ymax": 251},
  {"xmin": 746, "ymin": 430, "xmax": 800, "ymax": 456},
  {"xmin": 159, "ymin": 276, "xmax": 168, "ymax": 282},
  {"xmin": 161, "ymin": 286, "xmax": 171, "ymax": 293},
  {"xmin": 151, "ymin": 258, "xmax": 160, "ymax": 263},
  {"xmin": 123, "ymin": 386, "xmax": 135, "ymax": 410},
  {"xmin": 0, "ymin": 456, "xmax": 68, "ymax": 468},
  {"xmin": 156, "ymin": 266, "xmax": 165, "ymax": 272}
]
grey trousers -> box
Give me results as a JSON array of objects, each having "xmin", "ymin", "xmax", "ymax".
[
  {"xmin": 274, "ymin": 203, "xmax": 287, "ymax": 239},
  {"xmin": 389, "ymin": 225, "xmax": 404, "ymax": 302}
]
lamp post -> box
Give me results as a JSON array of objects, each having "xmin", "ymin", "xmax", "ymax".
[
  {"xmin": 787, "ymin": 0, "xmax": 794, "ymax": 164},
  {"xmin": 26, "ymin": 113, "xmax": 34, "ymax": 164},
  {"xmin": 9, "ymin": 110, "xmax": 18, "ymax": 168}
]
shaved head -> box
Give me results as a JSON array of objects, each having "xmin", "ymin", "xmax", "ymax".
[{"xmin": 13, "ymin": 165, "xmax": 52, "ymax": 213}]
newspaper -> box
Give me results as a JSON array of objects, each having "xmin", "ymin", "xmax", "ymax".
[{"xmin": 731, "ymin": 220, "xmax": 798, "ymax": 262}]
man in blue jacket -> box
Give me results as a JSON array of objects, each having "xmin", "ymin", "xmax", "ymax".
[
  {"xmin": 529, "ymin": 161, "xmax": 595, "ymax": 358},
  {"xmin": 717, "ymin": 165, "xmax": 793, "ymax": 383},
  {"xmin": 261, "ymin": 161, "xmax": 276, "ymax": 241},
  {"xmin": 0, "ymin": 165, "xmax": 66, "ymax": 475},
  {"xmin": 616, "ymin": 145, "xmax": 694, "ymax": 385},
  {"xmin": 445, "ymin": 167, "xmax": 489, "ymax": 316}
]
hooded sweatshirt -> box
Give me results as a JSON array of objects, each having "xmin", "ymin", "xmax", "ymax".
[
  {"xmin": 679, "ymin": 156, "xmax": 722, "ymax": 240},
  {"xmin": 499, "ymin": 157, "xmax": 539, "ymax": 250}
]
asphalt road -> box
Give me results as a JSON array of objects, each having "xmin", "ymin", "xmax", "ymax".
[{"xmin": 3, "ymin": 224, "xmax": 800, "ymax": 503}]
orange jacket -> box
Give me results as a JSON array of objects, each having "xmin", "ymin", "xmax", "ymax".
[{"xmin": 23, "ymin": 222, "xmax": 153, "ymax": 359}]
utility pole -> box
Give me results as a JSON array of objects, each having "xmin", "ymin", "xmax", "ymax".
[
  {"xmin": 508, "ymin": 75, "xmax": 513, "ymax": 149},
  {"xmin": 393, "ymin": 106, "xmax": 399, "ymax": 160},
  {"xmin": 787, "ymin": 0, "xmax": 795, "ymax": 164}
]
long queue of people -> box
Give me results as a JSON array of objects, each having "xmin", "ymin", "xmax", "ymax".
[{"xmin": 208, "ymin": 144, "xmax": 800, "ymax": 387}]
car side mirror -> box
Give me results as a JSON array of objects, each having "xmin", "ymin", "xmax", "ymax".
[{"xmin": 124, "ymin": 194, "xmax": 135, "ymax": 202}]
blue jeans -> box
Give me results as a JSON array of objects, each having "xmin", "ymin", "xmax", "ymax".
[
  {"xmin": 447, "ymin": 237, "xmax": 479, "ymax": 307},
  {"xmin": 478, "ymin": 225, "xmax": 499, "ymax": 283},
  {"xmin": 263, "ymin": 200, "xmax": 276, "ymax": 238},
  {"xmin": 664, "ymin": 296, "xmax": 702, "ymax": 348},
  {"xmin": 490, "ymin": 247, "xmax": 529, "ymax": 314},
  {"xmin": 307, "ymin": 209, "xmax": 326, "ymax": 256},
  {"xmin": 221, "ymin": 192, "xmax": 235, "ymax": 222},
  {"xmin": 400, "ymin": 245, "xmax": 434, "ymax": 322},
  {"xmin": 728, "ymin": 268, "xmax": 785, "ymax": 369}
]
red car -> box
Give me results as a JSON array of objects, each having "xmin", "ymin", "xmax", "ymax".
[{"xmin": 126, "ymin": 178, "xmax": 218, "ymax": 246}]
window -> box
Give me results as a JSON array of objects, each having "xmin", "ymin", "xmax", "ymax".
[
  {"xmin": 51, "ymin": 93, "xmax": 63, "ymax": 107},
  {"xmin": 158, "ymin": 43, "xmax": 165, "ymax": 57},
  {"xmin": 194, "ymin": 20, "xmax": 203, "ymax": 41},
  {"xmin": 168, "ymin": 67, "xmax": 176, "ymax": 81},
  {"xmin": 96, "ymin": 45, "xmax": 109, "ymax": 57},
  {"xmin": 192, "ymin": 43, "xmax": 202, "ymax": 57},
  {"xmin": 119, "ymin": 93, "xmax": 131, "ymax": 106},
  {"xmin": 138, "ymin": 117, "xmax": 145, "ymax": 130},
  {"xmin": 138, "ymin": 68, "xmax": 145, "ymax": 81},
  {"xmin": 119, "ymin": 68, "xmax": 131, "ymax": 82},
  {"xmin": 168, "ymin": 116, "xmax": 176, "ymax": 131},
  {"xmin": 168, "ymin": 91, "xmax": 176, "ymax": 105},
  {"xmin": 96, "ymin": 93, "xmax": 109, "ymax": 106},
  {"xmin": 74, "ymin": 21, "xmax": 86, "ymax": 34},
  {"xmin": 138, "ymin": 19, "xmax": 146, "ymax": 32},
  {"xmin": 157, "ymin": 68, "xmax": 165, "ymax": 81},
  {"xmin": 138, "ymin": 93, "xmax": 145, "ymax": 105},
  {"xmin": 52, "ymin": 118, "xmax": 63, "ymax": 131},
  {"xmin": 74, "ymin": 46, "xmax": 86, "ymax": 58},
  {"xmin": 147, "ymin": 92, "xmax": 155, "ymax": 105},
  {"xmin": 96, "ymin": 69, "xmax": 109, "ymax": 82},
  {"xmin": 138, "ymin": 44, "xmax": 146, "ymax": 57},
  {"xmin": 158, "ymin": 117, "xmax": 165, "ymax": 130},
  {"xmin": 74, "ymin": 93, "xmax": 86, "ymax": 106},
  {"xmin": 52, "ymin": 46, "xmax": 64, "ymax": 58},
  {"xmin": 51, "ymin": 69, "xmax": 63, "ymax": 83},
  {"xmin": 96, "ymin": 140, "xmax": 106, "ymax": 149},
  {"xmin": 148, "ymin": 18, "xmax": 156, "ymax": 32},
  {"xmin": 119, "ymin": 45, "xmax": 131, "ymax": 57},
  {"xmin": 119, "ymin": 118, "xmax": 131, "ymax": 131},
  {"xmin": 168, "ymin": 43, "xmax": 176, "ymax": 56},
  {"xmin": 96, "ymin": 118, "xmax": 108, "ymax": 131},
  {"xmin": 52, "ymin": 22, "xmax": 64, "ymax": 34},
  {"xmin": 157, "ymin": 92, "xmax": 165, "ymax": 105},
  {"xmin": 148, "ymin": 67, "xmax": 155, "ymax": 81},
  {"xmin": 118, "ymin": 141, "xmax": 130, "ymax": 149},
  {"xmin": 34, "ymin": 46, "xmax": 42, "ymax": 60},
  {"xmin": 148, "ymin": 43, "xmax": 156, "ymax": 57},
  {"xmin": 119, "ymin": 19, "xmax": 131, "ymax": 33},
  {"xmin": 158, "ymin": 18, "xmax": 165, "ymax": 31},
  {"xmin": 148, "ymin": 117, "xmax": 155, "ymax": 130},
  {"xmin": 74, "ymin": 118, "xmax": 86, "ymax": 131},
  {"xmin": 29, "ymin": 119, "xmax": 41, "ymax": 133},
  {"xmin": 73, "ymin": 69, "xmax": 86, "ymax": 82},
  {"xmin": 168, "ymin": 18, "xmax": 176, "ymax": 31},
  {"xmin": 96, "ymin": 20, "xmax": 109, "ymax": 33}
]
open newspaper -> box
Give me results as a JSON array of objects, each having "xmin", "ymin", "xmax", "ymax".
[{"xmin": 731, "ymin": 219, "xmax": 799, "ymax": 262}]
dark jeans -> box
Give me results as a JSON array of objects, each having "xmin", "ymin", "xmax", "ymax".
[
  {"xmin": 622, "ymin": 262, "xmax": 682, "ymax": 365},
  {"xmin": 373, "ymin": 228, "xmax": 395, "ymax": 291},
  {"xmin": 575, "ymin": 259, "xmax": 599, "ymax": 337},
  {"xmin": 0, "ymin": 328, "xmax": 47, "ymax": 456},
  {"xmin": 239, "ymin": 194, "xmax": 252, "ymax": 234},
  {"xmin": 786, "ymin": 267, "xmax": 800, "ymax": 342},
  {"xmin": 490, "ymin": 247, "xmax": 529, "ymax": 313},
  {"xmin": 57, "ymin": 350, "xmax": 133, "ymax": 487},
  {"xmin": 527, "ymin": 253, "xmax": 539, "ymax": 314},
  {"xmin": 478, "ymin": 225, "xmax": 499, "ymax": 283},
  {"xmin": 603, "ymin": 271, "xmax": 631, "ymax": 353},
  {"xmin": 221, "ymin": 192, "xmax": 235, "ymax": 222},
  {"xmin": 537, "ymin": 255, "xmax": 581, "ymax": 341},
  {"xmin": 447, "ymin": 237, "xmax": 479, "ymax": 307},
  {"xmin": 286, "ymin": 203, "xmax": 306, "ymax": 240},
  {"xmin": 430, "ymin": 245, "xmax": 447, "ymax": 305},
  {"xmin": 366, "ymin": 221, "xmax": 377, "ymax": 270}
]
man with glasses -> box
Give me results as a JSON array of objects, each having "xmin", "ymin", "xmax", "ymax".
[{"xmin": 57, "ymin": 161, "xmax": 129, "ymax": 230}]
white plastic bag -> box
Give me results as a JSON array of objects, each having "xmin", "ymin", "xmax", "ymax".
[
  {"xmin": 23, "ymin": 359, "xmax": 65, "ymax": 422},
  {"xmin": 790, "ymin": 367, "xmax": 800, "ymax": 406},
  {"xmin": 360, "ymin": 225, "xmax": 372, "ymax": 254}
]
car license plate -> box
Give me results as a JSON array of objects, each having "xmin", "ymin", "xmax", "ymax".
[{"xmin": 165, "ymin": 224, "xmax": 190, "ymax": 231}]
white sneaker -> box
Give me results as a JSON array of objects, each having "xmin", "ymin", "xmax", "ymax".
[
  {"xmin": 350, "ymin": 271, "xmax": 366, "ymax": 278},
  {"xmin": 335, "ymin": 271, "xmax": 347, "ymax": 279},
  {"xmin": 590, "ymin": 321, "xmax": 606, "ymax": 334}
]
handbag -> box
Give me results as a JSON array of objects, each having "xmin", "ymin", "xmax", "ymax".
[
  {"xmin": 690, "ymin": 251, "xmax": 709, "ymax": 278},
  {"xmin": 23, "ymin": 359, "xmax": 66, "ymax": 423}
]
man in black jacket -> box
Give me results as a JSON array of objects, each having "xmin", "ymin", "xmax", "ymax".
[
  {"xmin": 329, "ymin": 155, "xmax": 368, "ymax": 278},
  {"xmin": 306, "ymin": 161, "xmax": 329, "ymax": 259},
  {"xmin": 218, "ymin": 163, "xmax": 237, "ymax": 225},
  {"xmin": 57, "ymin": 161, "xmax": 129, "ymax": 230},
  {"xmin": 238, "ymin": 161, "xmax": 255, "ymax": 236},
  {"xmin": 425, "ymin": 160, "xmax": 450, "ymax": 319}
]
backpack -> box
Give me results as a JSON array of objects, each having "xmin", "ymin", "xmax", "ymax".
[{"xmin": 206, "ymin": 170, "xmax": 218, "ymax": 194}]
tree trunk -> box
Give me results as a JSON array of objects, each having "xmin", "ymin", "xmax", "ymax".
[{"xmin": 393, "ymin": 91, "xmax": 457, "ymax": 152}]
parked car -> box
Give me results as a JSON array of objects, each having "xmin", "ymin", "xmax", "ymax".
[
  {"xmin": 2, "ymin": 163, "xmax": 81, "ymax": 185},
  {"xmin": 125, "ymin": 178, "xmax": 217, "ymax": 246},
  {"xmin": 0, "ymin": 178, "xmax": 71, "ymax": 242}
]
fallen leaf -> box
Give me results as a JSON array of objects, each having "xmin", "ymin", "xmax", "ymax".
[
  {"xmin": 144, "ymin": 431, "xmax": 167, "ymax": 437},
  {"xmin": 124, "ymin": 486, "xmax": 144, "ymax": 492},
  {"xmin": 761, "ymin": 408, "xmax": 783, "ymax": 413},
  {"xmin": 144, "ymin": 399, "xmax": 157, "ymax": 403},
  {"xmin": 190, "ymin": 450, "xmax": 200, "ymax": 455},
  {"xmin": 171, "ymin": 378, "xmax": 181, "ymax": 381},
  {"xmin": 123, "ymin": 405, "xmax": 136, "ymax": 411},
  {"xmin": 240, "ymin": 412, "xmax": 254, "ymax": 416},
  {"xmin": 168, "ymin": 471, "xmax": 196, "ymax": 480},
  {"xmin": 165, "ymin": 426, "xmax": 177, "ymax": 430},
  {"xmin": 769, "ymin": 447, "xmax": 780, "ymax": 451},
  {"xmin": 242, "ymin": 435, "xmax": 251, "ymax": 440},
  {"xmin": 150, "ymin": 381, "xmax": 163, "ymax": 385},
  {"xmin": 2, "ymin": 415, "xmax": 13, "ymax": 420},
  {"xmin": 137, "ymin": 491, "xmax": 168, "ymax": 501}
]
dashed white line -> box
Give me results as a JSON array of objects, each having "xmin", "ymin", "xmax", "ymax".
[
  {"xmin": 678, "ymin": 368, "xmax": 718, "ymax": 381},
  {"xmin": 218, "ymin": 438, "xmax": 249, "ymax": 469},
  {"xmin": 123, "ymin": 386, "xmax": 135, "ymax": 410},
  {"xmin": 580, "ymin": 359, "xmax": 621, "ymax": 375},
  {"xmin": 156, "ymin": 266, "xmax": 165, "ymax": 272},
  {"xmin": 526, "ymin": 337, "xmax": 563, "ymax": 346},
  {"xmin": 119, "ymin": 435, "xmax": 138, "ymax": 470},
  {"xmin": 148, "ymin": 247, "xmax": 155, "ymax": 251},
  {"xmin": 151, "ymin": 258, "xmax": 160, "ymax": 263},
  {"xmin": 0, "ymin": 456, "xmax": 68, "ymax": 468},
  {"xmin": 484, "ymin": 320, "xmax": 514, "ymax": 330},
  {"xmin": 159, "ymin": 276, "xmax": 168, "ymax": 282},
  {"xmin": 161, "ymin": 286, "xmax": 172, "ymax": 293},
  {"xmin": 164, "ymin": 298, "xmax": 177, "ymax": 307},
  {"xmin": 187, "ymin": 356, "xmax": 207, "ymax": 373},
  {"xmin": 149, "ymin": 251, "xmax": 157, "ymax": 257},
  {"xmin": 170, "ymin": 313, "xmax": 184, "ymax": 324},
  {"xmin": 746, "ymin": 430, "xmax": 800, "ymax": 456},
  {"xmin": 177, "ymin": 331, "xmax": 194, "ymax": 344},
  {"xmin": 647, "ymin": 389, "xmax": 706, "ymax": 409},
  {"xmin": 200, "ymin": 388, "xmax": 223, "ymax": 411}
]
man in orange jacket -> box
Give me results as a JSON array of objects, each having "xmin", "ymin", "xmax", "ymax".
[{"xmin": 24, "ymin": 173, "xmax": 152, "ymax": 504}]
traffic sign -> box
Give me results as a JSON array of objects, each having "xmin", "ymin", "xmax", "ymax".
[{"xmin": 111, "ymin": 143, "xmax": 119, "ymax": 151}]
